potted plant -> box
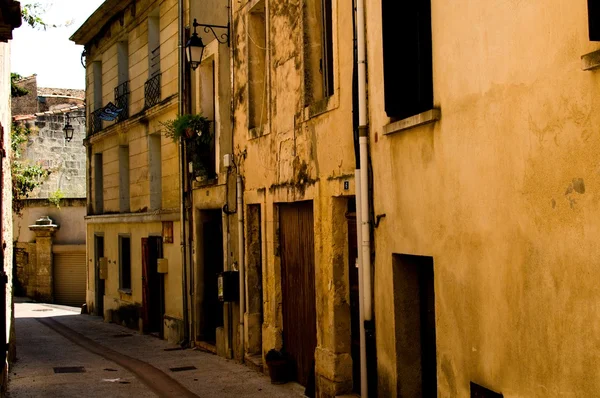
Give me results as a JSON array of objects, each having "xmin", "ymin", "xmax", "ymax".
[
  {"xmin": 162, "ymin": 113, "xmax": 212, "ymax": 142},
  {"xmin": 163, "ymin": 114, "xmax": 213, "ymax": 180},
  {"xmin": 265, "ymin": 349, "xmax": 290, "ymax": 384}
]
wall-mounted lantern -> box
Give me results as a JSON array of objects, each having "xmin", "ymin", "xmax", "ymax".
[
  {"xmin": 63, "ymin": 114, "xmax": 75, "ymax": 142},
  {"xmin": 185, "ymin": 18, "xmax": 229, "ymax": 70}
]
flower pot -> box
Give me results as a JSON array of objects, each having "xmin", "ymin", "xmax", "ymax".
[{"xmin": 266, "ymin": 359, "xmax": 289, "ymax": 384}]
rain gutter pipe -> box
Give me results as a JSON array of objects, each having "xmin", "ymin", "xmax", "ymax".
[{"xmin": 178, "ymin": 0, "xmax": 190, "ymax": 346}]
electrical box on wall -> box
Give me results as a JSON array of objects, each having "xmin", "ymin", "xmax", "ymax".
[
  {"xmin": 223, "ymin": 154, "xmax": 232, "ymax": 168},
  {"xmin": 157, "ymin": 258, "xmax": 168, "ymax": 274},
  {"xmin": 217, "ymin": 271, "xmax": 239, "ymax": 302},
  {"xmin": 99, "ymin": 257, "xmax": 108, "ymax": 280}
]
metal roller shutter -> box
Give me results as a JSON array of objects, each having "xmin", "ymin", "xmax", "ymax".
[{"xmin": 53, "ymin": 253, "xmax": 86, "ymax": 307}]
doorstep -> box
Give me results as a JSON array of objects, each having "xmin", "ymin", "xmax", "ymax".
[
  {"xmin": 195, "ymin": 340, "xmax": 217, "ymax": 354},
  {"xmin": 244, "ymin": 353, "xmax": 264, "ymax": 374}
]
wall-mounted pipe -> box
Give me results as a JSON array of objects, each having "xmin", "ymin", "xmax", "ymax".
[
  {"xmin": 237, "ymin": 175, "xmax": 245, "ymax": 362},
  {"xmin": 178, "ymin": 0, "xmax": 190, "ymax": 346}
]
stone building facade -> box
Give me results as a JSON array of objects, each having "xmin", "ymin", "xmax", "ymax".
[
  {"xmin": 71, "ymin": 0, "xmax": 185, "ymax": 343},
  {"xmin": 230, "ymin": 0, "xmax": 360, "ymax": 395},
  {"xmin": 11, "ymin": 74, "xmax": 87, "ymax": 305}
]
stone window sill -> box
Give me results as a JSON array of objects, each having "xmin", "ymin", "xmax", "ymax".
[
  {"xmin": 581, "ymin": 49, "xmax": 600, "ymax": 70},
  {"xmin": 383, "ymin": 109, "xmax": 441, "ymax": 136},
  {"xmin": 299, "ymin": 93, "xmax": 340, "ymax": 123},
  {"xmin": 118, "ymin": 288, "xmax": 132, "ymax": 295},
  {"xmin": 248, "ymin": 125, "xmax": 267, "ymax": 140}
]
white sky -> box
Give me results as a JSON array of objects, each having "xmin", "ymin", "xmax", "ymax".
[{"xmin": 11, "ymin": 0, "xmax": 105, "ymax": 89}]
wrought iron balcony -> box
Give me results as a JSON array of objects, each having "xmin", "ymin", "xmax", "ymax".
[
  {"xmin": 144, "ymin": 73, "xmax": 161, "ymax": 109},
  {"xmin": 89, "ymin": 108, "xmax": 103, "ymax": 137},
  {"xmin": 114, "ymin": 81, "xmax": 130, "ymax": 122}
]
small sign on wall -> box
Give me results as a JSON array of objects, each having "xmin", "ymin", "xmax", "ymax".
[{"xmin": 162, "ymin": 221, "xmax": 173, "ymax": 243}]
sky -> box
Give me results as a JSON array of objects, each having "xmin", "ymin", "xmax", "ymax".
[{"xmin": 11, "ymin": 0, "xmax": 105, "ymax": 90}]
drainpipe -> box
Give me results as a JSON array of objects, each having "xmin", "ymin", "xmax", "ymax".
[
  {"xmin": 355, "ymin": 172, "xmax": 368, "ymax": 397},
  {"xmin": 178, "ymin": 0, "xmax": 190, "ymax": 346},
  {"xmin": 237, "ymin": 175, "xmax": 245, "ymax": 362},
  {"xmin": 354, "ymin": 0, "xmax": 373, "ymax": 394}
]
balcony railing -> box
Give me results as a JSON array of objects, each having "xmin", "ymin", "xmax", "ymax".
[
  {"xmin": 89, "ymin": 108, "xmax": 103, "ymax": 137},
  {"xmin": 114, "ymin": 81, "xmax": 130, "ymax": 122},
  {"xmin": 144, "ymin": 73, "xmax": 161, "ymax": 109}
]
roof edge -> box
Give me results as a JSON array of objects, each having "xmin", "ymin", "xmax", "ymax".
[{"xmin": 70, "ymin": 0, "xmax": 132, "ymax": 45}]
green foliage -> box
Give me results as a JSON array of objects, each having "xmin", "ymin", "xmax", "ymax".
[
  {"xmin": 162, "ymin": 114, "xmax": 212, "ymax": 145},
  {"xmin": 11, "ymin": 123, "xmax": 50, "ymax": 215},
  {"xmin": 48, "ymin": 188, "xmax": 65, "ymax": 209},
  {"xmin": 10, "ymin": 73, "xmax": 29, "ymax": 98},
  {"xmin": 21, "ymin": 3, "xmax": 56, "ymax": 30}
]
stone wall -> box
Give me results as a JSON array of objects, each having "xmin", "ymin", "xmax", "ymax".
[
  {"xmin": 10, "ymin": 75, "xmax": 38, "ymax": 115},
  {"xmin": 20, "ymin": 111, "xmax": 86, "ymax": 199}
]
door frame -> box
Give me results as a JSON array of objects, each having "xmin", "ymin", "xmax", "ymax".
[{"xmin": 94, "ymin": 234, "xmax": 105, "ymax": 317}]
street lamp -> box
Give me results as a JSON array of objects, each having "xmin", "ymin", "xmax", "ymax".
[
  {"xmin": 185, "ymin": 18, "xmax": 229, "ymax": 70},
  {"xmin": 63, "ymin": 114, "xmax": 75, "ymax": 142}
]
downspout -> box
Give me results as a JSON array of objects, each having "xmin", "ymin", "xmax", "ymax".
[
  {"xmin": 178, "ymin": 0, "xmax": 190, "ymax": 346},
  {"xmin": 354, "ymin": 0, "xmax": 373, "ymax": 395},
  {"xmin": 237, "ymin": 175, "xmax": 245, "ymax": 362}
]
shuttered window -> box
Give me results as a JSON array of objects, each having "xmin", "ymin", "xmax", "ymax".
[
  {"xmin": 381, "ymin": 0, "xmax": 433, "ymax": 120},
  {"xmin": 589, "ymin": 0, "xmax": 600, "ymax": 41}
]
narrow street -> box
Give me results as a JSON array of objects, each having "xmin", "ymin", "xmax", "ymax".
[{"xmin": 8, "ymin": 300, "xmax": 304, "ymax": 398}]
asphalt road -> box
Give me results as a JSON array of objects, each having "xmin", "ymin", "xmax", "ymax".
[{"xmin": 8, "ymin": 300, "xmax": 305, "ymax": 398}]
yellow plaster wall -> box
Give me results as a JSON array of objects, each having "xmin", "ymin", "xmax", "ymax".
[
  {"xmin": 232, "ymin": 0, "xmax": 357, "ymax": 393},
  {"xmin": 86, "ymin": 221, "xmax": 183, "ymax": 319},
  {"xmin": 365, "ymin": 0, "xmax": 600, "ymax": 396}
]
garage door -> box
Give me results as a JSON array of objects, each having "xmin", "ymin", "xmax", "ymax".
[{"xmin": 53, "ymin": 253, "xmax": 86, "ymax": 307}]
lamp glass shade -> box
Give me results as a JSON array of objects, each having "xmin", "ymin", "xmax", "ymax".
[
  {"xmin": 186, "ymin": 34, "xmax": 205, "ymax": 70},
  {"xmin": 63, "ymin": 123, "xmax": 74, "ymax": 142}
]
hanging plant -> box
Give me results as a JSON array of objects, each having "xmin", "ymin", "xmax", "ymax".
[{"xmin": 162, "ymin": 114, "xmax": 212, "ymax": 144}]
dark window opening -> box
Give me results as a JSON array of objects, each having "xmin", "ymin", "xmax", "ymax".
[
  {"xmin": 589, "ymin": 0, "xmax": 600, "ymax": 41},
  {"xmin": 382, "ymin": 0, "xmax": 433, "ymax": 120},
  {"xmin": 119, "ymin": 236, "xmax": 131, "ymax": 290},
  {"xmin": 304, "ymin": 0, "xmax": 334, "ymax": 105}
]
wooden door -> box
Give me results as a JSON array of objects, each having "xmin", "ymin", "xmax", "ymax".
[
  {"xmin": 280, "ymin": 202, "xmax": 317, "ymax": 386},
  {"xmin": 347, "ymin": 208, "xmax": 361, "ymax": 393},
  {"xmin": 94, "ymin": 235, "xmax": 105, "ymax": 316},
  {"xmin": 141, "ymin": 238, "xmax": 150, "ymax": 330}
]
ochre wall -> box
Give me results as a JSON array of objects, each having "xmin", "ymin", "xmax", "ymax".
[
  {"xmin": 232, "ymin": 0, "xmax": 358, "ymax": 395},
  {"xmin": 365, "ymin": 0, "xmax": 600, "ymax": 396}
]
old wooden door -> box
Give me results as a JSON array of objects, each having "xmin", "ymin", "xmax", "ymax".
[{"xmin": 280, "ymin": 202, "xmax": 317, "ymax": 386}]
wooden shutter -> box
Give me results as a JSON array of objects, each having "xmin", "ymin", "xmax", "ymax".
[
  {"xmin": 382, "ymin": 0, "xmax": 433, "ymax": 119},
  {"xmin": 589, "ymin": 0, "xmax": 600, "ymax": 41}
]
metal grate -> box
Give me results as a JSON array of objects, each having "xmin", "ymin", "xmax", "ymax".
[
  {"xmin": 144, "ymin": 73, "xmax": 161, "ymax": 109},
  {"xmin": 114, "ymin": 81, "xmax": 130, "ymax": 122},
  {"xmin": 54, "ymin": 366, "xmax": 86, "ymax": 374},
  {"xmin": 88, "ymin": 108, "xmax": 103, "ymax": 137},
  {"xmin": 169, "ymin": 366, "xmax": 197, "ymax": 372}
]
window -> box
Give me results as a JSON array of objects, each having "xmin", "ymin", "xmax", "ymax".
[
  {"xmin": 119, "ymin": 146, "xmax": 130, "ymax": 213},
  {"xmin": 116, "ymin": 41, "xmax": 130, "ymax": 120},
  {"xmin": 392, "ymin": 254, "xmax": 436, "ymax": 396},
  {"xmin": 589, "ymin": 0, "xmax": 600, "ymax": 41},
  {"xmin": 382, "ymin": 0, "xmax": 433, "ymax": 120},
  {"xmin": 93, "ymin": 153, "xmax": 103, "ymax": 214},
  {"xmin": 148, "ymin": 10, "xmax": 160, "ymax": 77},
  {"xmin": 248, "ymin": 1, "xmax": 267, "ymax": 129},
  {"xmin": 304, "ymin": 0, "xmax": 334, "ymax": 105},
  {"xmin": 119, "ymin": 235, "xmax": 131, "ymax": 291},
  {"xmin": 92, "ymin": 61, "xmax": 103, "ymax": 111},
  {"xmin": 148, "ymin": 134, "xmax": 162, "ymax": 210}
]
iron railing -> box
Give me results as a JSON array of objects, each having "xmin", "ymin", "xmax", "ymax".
[
  {"xmin": 89, "ymin": 108, "xmax": 103, "ymax": 137},
  {"xmin": 144, "ymin": 73, "xmax": 161, "ymax": 109},
  {"xmin": 114, "ymin": 81, "xmax": 130, "ymax": 122}
]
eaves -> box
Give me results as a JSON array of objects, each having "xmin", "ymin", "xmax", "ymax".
[{"xmin": 70, "ymin": 0, "xmax": 133, "ymax": 45}]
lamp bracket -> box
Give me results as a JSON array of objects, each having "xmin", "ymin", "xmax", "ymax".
[{"xmin": 192, "ymin": 19, "xmax": 230, "ymax": 46}]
